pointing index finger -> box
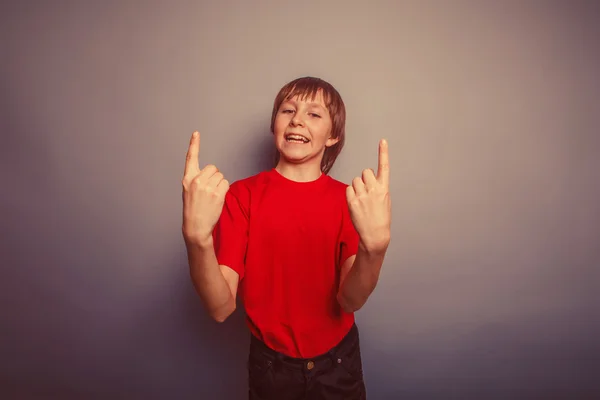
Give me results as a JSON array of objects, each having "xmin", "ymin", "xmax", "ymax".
[
  {"xmin": 377, "ymin": 139, "xmax": 390, "ymax": 186},
  {"xmin": 184, "ymin": 131, "xmax": 200, "ymax": 176}
]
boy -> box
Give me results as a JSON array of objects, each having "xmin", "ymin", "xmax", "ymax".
[{"xmin": 182, "ymin": 77, "xmax": 391, "ymax": 399}]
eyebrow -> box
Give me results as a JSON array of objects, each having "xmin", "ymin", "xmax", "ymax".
[{"xmin": 282, "ymin": 100, "xmax": 326, "ymax": 109}]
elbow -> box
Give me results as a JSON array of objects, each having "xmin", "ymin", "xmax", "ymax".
[
  {"xmin": 337, "ymin": 293, "xmax": 363, "ymax": 314},
  {"xmin": 213, "ymin": 314, "xmax": 229, "ymax": 323},
  {"xmin": 344, "ymin": 303, "xmax": 364, "ymax": 314},
  {"xmin": 211, "ymin": 303, "xmax": 236, "ymax": 323},
  {"xmin": 341, "ymin": 304, "xmax": 360, "ymax": 314}
]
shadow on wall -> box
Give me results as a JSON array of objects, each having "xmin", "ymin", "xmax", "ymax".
[
  {"xmin": 157, "ymin": 129, "xmax": 278, "ymax": 398},
  {"xmin": 151, "ymin": 130, "xmax": 279, "ymax": 399},
  {"xmin": 254, "ymin": 132, "xmax": 278, "ymax": 173},
  {"xmin": 230, "ymin": 126, "xmax": 278, "ymax": 177},
  {"xmin": 1, "ymin": 124, "xmax": 280, "ymax": 399},
  {"xmin": 167, "ymin": 263, "xmax": 250, "ymax": 400},
  {"xmin": 167, "ymin": 129, "xmax": 280, "ymax": 398}
]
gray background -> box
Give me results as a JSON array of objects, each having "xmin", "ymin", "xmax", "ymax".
[{"xmin": 2, "ymin": 1, "xmax": 599, "ymax": 399}]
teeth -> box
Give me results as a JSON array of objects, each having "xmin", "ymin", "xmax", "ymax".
[{"xmin": 286, "ymin": 134, "xmax": 309, "ymax": 143}]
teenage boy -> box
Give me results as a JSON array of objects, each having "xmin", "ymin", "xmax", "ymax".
[{"xmin": 182, "ymin": 77, "xmax": 391, "ymax": 400}]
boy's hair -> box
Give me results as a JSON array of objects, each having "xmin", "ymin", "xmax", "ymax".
[{"xmin": 270, "ymin": 76, "xmax": 346, "ymax": 175}]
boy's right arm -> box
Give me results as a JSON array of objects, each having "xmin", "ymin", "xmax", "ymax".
[
  {"xmin": 185, "ymin": 236, "xmax": 239, "ymax": 323},
  {"xmin": 181, "ymin": 131, "xmax": 239, "ymax": 322}
]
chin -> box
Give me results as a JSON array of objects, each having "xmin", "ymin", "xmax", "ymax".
[{"xmin": 279, "ymin": 150, "xmax": 309, "ymax": 163}]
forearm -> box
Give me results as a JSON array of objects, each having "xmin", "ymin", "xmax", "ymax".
[
  {"xmin": 185, "ymin": 236, "xmax": 235, "ymax": 322},
  {"xmin": 338, "ymin": 243, "xmax": 387, "ymax": 313}
]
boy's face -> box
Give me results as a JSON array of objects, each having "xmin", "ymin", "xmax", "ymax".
[{"xmin": 273, "ymin": 90, "xmax": 339, "ymax": 168}]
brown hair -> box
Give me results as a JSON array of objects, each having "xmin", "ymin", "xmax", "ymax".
[{"xmin": 270, "ymin": 76, "xmax": 346, "ymax": 175}]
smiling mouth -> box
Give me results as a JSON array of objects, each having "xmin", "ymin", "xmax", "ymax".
[{"xmin": 285, "ymin": 134, "xmax": 310, "ymax": 143}]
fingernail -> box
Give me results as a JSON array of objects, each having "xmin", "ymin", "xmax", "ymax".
[{"xmin": 193, "ymin": 131, "xmax": 198, "ymax": 138}]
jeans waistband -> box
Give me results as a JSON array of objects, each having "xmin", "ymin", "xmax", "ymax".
[{"xmin": 249, "ymin": 323, "xmax": 358, "ymax": 365}]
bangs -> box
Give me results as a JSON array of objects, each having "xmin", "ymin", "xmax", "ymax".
[{"xmin": 280, "ymin": 78, "xmax": 334, "ymax": 106}]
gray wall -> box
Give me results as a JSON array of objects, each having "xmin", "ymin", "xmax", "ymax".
[{"xmin": 2, "ymin": 1, "xmax": 599, "ymax": 399}]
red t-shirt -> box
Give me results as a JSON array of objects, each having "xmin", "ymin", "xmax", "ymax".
[{"xmin": 212, "ymin": 168, "xmax": 359, "ymax": 358}]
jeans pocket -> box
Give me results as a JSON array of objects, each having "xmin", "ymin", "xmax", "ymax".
[
  {"xmin": 248, "ymin": 354, "xmax": 274, "ymax": 387},
  {"xmin": 337, "ymin": 353, "xmax": 364, "ymax": 382}
]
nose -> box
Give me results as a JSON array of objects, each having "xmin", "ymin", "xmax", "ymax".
[{"xmin": 291, "ymin": 112, "xmax": 304, "ymax": 127}]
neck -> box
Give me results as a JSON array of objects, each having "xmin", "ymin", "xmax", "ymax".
[{"xmin": 275, "ymin": 159, "xmax": 323, "ymax": 182}]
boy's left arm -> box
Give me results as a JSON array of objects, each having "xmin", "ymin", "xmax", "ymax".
[{"xmin": 337, "ymin": 139, "xmax": 392, "ymax": 313}]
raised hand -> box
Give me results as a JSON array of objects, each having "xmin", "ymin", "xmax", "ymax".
[
  {"xmin": 182, "ymin": 131, "xmax": 229, "ymax": 245},
  {"xmin": 346, "ymin": 139, "xmax": 392, "ymax": 254}
]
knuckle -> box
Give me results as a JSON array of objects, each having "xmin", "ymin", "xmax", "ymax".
[
  {"xmin": 190, "ymin": 176, "xmax": 203, "ymax": 188},
  {"xmin": 203, "ymin": 164, "xmax": 218, "ymax": 173},
  {"xmin": 182, "ymin": 176, "xmax": 194, "ymax": 189}
]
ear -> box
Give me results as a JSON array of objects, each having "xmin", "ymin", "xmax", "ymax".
[{"xmin": 325, "ymin": 136, "xmax": 340, "ymax": 147}]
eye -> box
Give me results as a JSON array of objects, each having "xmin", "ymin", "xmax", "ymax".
[
  {"xmin": 309, "ymin": 113, "xmax": 321, "ymax": 118},
  {"xmin": 281, "ymin": 109, "xmax": 294, "ymax": 114}
]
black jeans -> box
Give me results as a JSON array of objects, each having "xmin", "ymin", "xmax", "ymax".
[{"xmin": 248, "ymin": 324, "xmax": 366, "ymax": 400}]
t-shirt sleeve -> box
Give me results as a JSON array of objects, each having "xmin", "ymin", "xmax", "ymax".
[
  {"xmin": 339, "ymin": 200, "xmax": 359, "ymax": 266},
  {"xmin": 212, "ymin": 182, "xmax": 249, "ymax": 280}
]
